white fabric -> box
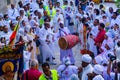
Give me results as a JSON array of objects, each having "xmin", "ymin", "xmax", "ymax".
[
  {"xmin": 93, "ymin": 64, "xmax": 103, "ymax": 75},
  {"xmin": 110, "ymin": 72, "xmax": 120, "ymax": 80},
  {"xmin": 81, "ymin": 64, "xmax": 93, "ymax": 80},
  {"xmin": 81, "ymin": 54, "xmax": 92, "ymax": 63},
  {"xmin": 93, "ymin": 75, "xmax": 104, "ymax": 80},
  {"xmin": 57, "ymin": 65, "xmax": 78, "ymax": 80},
  {"xmin": 95, "ymin": 55, "xmax": 103, "ymax": 65}
]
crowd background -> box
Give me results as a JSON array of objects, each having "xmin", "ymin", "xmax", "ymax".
[{"xmin": 0, "ymin": 0, "xmax": 120, "ymax": 80}]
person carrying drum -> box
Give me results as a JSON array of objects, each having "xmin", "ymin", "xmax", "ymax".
[{"xmin": 56, "ymin": 21, "xmax": 75, "ymax": 65}]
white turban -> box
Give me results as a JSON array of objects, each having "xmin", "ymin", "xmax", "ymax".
[
  {"xmin": 93, "ymin": 64, "xmax": 103, "ymax": 75},
  {"xmin": 95, "ymin": 55, "xmax": 103, "ymax": 65},
  {"xmin": 93, "ymin": 75, "xmax": 104, "ymax": 80},
  {"xmin": 59, "ymin": 21, "xmax": 64, "ymax": 25},
  {"xmin": 19, "ymin": 8, "xmax": 24, "ymax": 12},
  {"xmin": 82, "ymin": 54, "xmax": 92, "ymax": 63}
]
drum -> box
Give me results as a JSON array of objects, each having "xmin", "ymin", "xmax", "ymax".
[
  {"xmin": 92, "ymin": 0, "xmax": 100, "ymax": 4},
  {"xmin": 58, "ymin": 35, "xmax": 79, "ymax": 50}
]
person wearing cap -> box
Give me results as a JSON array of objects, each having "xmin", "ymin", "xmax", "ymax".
[
  {"xmin": 8, "ymin": 4, "xmax": 19, "ymax": 21},
  {"xmin": 39, "ymin": 62, "xmax": 58, "ymax": 80},
  {"xmin": 56, "ymin": 21, "xmax": 75, "ymax": 64},
  {"xmin": 78, "ymin": 54, "xmax": 93, "ymax": 80},
  {"xmin": 57, "ymin": 56, "xmax": 79, "ymax": 80},
  {"xmin": 90, "ymin": 23, "xmax": 106, "ymax": 55},
  {"xmin": 87, "ymin": 64, "xmax": 104, "ymax": 80},
  {"xmin": 23, "ymin": 59, "xmax": 42, "ymax": 80}
]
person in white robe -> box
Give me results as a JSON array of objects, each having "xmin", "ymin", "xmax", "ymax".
[
  {"xmin": 79, "ymin": 54, "xmax": 93, "ymax": 80},
  {"xmin": 115, "ymin": 40, "xmax": 120, "ymax": 60},
  {"xmin": 93, "ymin": 64, "xmax": 104, "ymax": 80},
  {"xmin": 1, "ymin": 25, "xmax": 12, "ymax": 45},
  {"xmin": 88, "ymin": 64, "xmax": 104, "ymax": 80},
  {"xmin": 55, "ymin": 21, "xmax": 75, "ymax": 64},
  {"xmin": 8, "ymin": 4, "xmax": 19, "ymax": 21},
  {"xmin": 88, "ymin": 19, "xmax": 99, "ymax": 56},
  {"xmin": 37, "ymin": 22, "xmax": 56, "ymax": 65},
  {"xmin": 53, "ymin": 8, "xmax": 64, "ymax": 33},
  {"xmin": 110, "ymin": 12, "xmax": 120, "ymax": 28},
  {"xmin": 57, "ymin": 56, "xmax": 78, "ymax": 80}
]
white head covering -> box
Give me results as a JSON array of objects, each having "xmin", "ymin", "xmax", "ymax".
[
  {"xmin": 93, "ymin": 75, "xmax": 104, "ymax": 80},
  {"xmin": 63, "ymin": 56, "xmax": 71, "ymax": 65},
  {"xmin": 19, "ymin": 8, "xmax": 24, "ymax": 12},
  {"xmin": 95, "ymin": 55, "xmax": 103, "ymax": 65},
  {"xmin": 93, "ymin": 64, "xmax": 103, "ymax": 75},
  {"xmin": 101, "ymin": 57, "xmax": 108, "ymax": 65},
  {"xmin": 82, "ymin": 54, "xmax": 92, "ymax": 63},
  {"xmin": 59, "ymin": 21, "xmax": 64, "ymax": 25}
]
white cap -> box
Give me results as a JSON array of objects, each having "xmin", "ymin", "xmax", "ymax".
[
  {"xmin": 19, "ymin": 8, "xmax": 24, "ymax": 12},
  {"xmin": 95, "ymin": 55, "xmax": 103, "ymax": 65},
  {"xmin": 93, "ymin": 64, "xmax": 103, "ymax": 75},
  {"xmin": 59, "ymin": 21, "xmax": 64, "ymax": 24},
  {"xmin": 82, "ymin": 54, "xmax": 92, "ymax": 63}
]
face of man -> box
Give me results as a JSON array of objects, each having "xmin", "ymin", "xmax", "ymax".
[
  {"xmin": 11, "ymin": 4, "xmax": 15, "ymax": 9},
  {"xmin": 59, "ymin": 23, "xmax": 64, "ymax": 28},
  {"xmin": 112, "ymin": 13, "xmax": 117, "ymax": 19},
  {"xmin": 3, "ymin": 26, "xmax": 8, "ymax": 33},
  {"xmin": 42, "ymin": 66, "xmax": 51, "ymax": 77},
  {"xmin": 98, "ymin": 24, "xmax": 101, "ymax": 30},
  {"xmin": 109, "ymin": 7, "xmax": 113, "ymax": 13},
  {"xmin": 93, "ymin": 20, "xmax": 98, "ymax": 26},
  {"xmin": 82, "ymin": 61, "xmax": 89, "ymax": 68}
]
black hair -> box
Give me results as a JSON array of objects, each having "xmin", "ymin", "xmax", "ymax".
[
  {"xmin": 113, "ymin": 12, "xmax": 118, "ymax": 16},
  {"xmin": 96, "ymin": 9, "xmax": 100, "ymax": 15},
  {"xmin": 95, "ymin": 19, "xmax": 99, "ymax": 23},
  {"xmin": 42, "ymin": 62, "xmax": 50, "ymax": 68},
  {"xmin": 39, "ymin": 2, "xmax": 43, "ymax": 6},
  {"xmin": 3, "ymin": 14, "xmax": 8, "ymax": 19},
  {"xmin": 99, "ymin": 23, "xmax": 105, "ymax": 28}
]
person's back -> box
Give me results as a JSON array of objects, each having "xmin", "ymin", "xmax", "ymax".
[{"xmin": 23, "ymin": 59, "xmax": 42, "ymax": 80}]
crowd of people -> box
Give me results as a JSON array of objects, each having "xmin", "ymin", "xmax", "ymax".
[{"xmin": 0, "ymin": 0, "xmax": 120, "ymax": 80}]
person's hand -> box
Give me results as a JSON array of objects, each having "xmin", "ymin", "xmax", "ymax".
[{"xmin": 78, "ymin": 67, "xmax": 83, "ymax": 73}]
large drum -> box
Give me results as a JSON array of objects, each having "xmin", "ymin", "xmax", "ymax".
[{"xmin": 58, "ymin": 35, "xmax": 79, "ymax": 50}]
